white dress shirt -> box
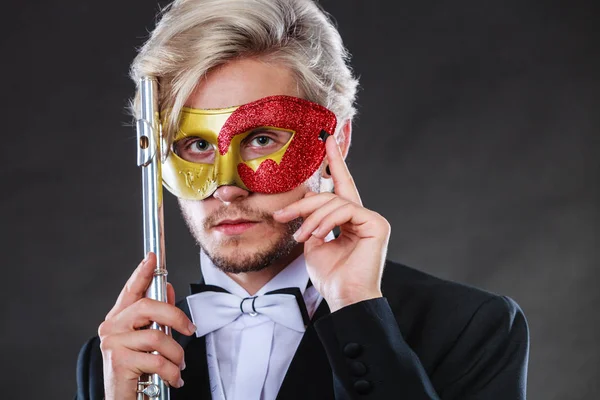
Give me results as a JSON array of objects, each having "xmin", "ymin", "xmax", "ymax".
[{"xmin": 190, "ymin": 232, "xmax": 333, "ymax": 400}]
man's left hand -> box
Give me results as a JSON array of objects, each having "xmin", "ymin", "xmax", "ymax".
[{"xmin": 273, "ymin": 136, "xmax": 391, "ymax": 312}]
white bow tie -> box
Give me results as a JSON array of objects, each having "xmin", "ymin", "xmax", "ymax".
[{"xmin": 186, "ymin": 285, "xmax": 310, "ymax": 337}]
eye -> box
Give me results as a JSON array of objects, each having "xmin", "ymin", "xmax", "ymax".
[
  {"xmin": 250, "ymin": 136, "xmax": 273, "ymax": 147},
  {"xmin": 191, "ymin": 139, "xmax": 212, "ymax": 152},
  {"xmin": 172, "ymin": 137, "xmax": 216, "ymax": 164},
  {"xmin": 240, "ymin": 129, "xmax": 293, "ymax": 161}
]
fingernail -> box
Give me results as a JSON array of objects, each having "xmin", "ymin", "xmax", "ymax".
[
  {"xmin": 293, "ymin": 228, "xmax": 302, "ymax": 241},
  {"xmin": 312, "ymin": 227, "xmax": 321, "ymax": 236},
  {"xmin": 178, "ymin": 378, "xmax": 184, "ymax": 388},
  {"xmin": 273, "ymin": 209, "xmax": 285, "ymax": 215},
  {"xmin": 181, "ymin": 360, "xmax": 186, "ymax": 370},
  {"xmin": 188, "ymin": 322, "xmax": 197, "ymax": 334},
  {"xmin": 143, "ymin": 252, "xmax": 150, "ymax": 262}
]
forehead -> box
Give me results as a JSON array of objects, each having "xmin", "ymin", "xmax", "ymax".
[{"xmin": 185, "ymin": 58, "xmax": 301, "ymax": 109}]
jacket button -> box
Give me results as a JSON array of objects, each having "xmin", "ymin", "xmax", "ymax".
[
  {"xmin": 354, "ymin": 379, "xmax": 372, "ymax": 394},
  {"xmin": 343, "ymin": 343, "xmax": 362, "ymax": 358},
  {"xmin": 349, "ymin": 360, "xmax": 367, "ymax": 376}
]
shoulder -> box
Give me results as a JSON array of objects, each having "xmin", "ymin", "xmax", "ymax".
[
  {"xmin": 381, "ymin": 260, "xmax": 528, "ymax": 369},
  {"xmin": 381, "ymin": 259, "xmax": 524, "ymax": 319}
]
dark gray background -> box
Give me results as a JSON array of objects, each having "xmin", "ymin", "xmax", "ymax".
[{"xmin": 1, "ymin": 0, "xmax": 598, "ymax": 398}]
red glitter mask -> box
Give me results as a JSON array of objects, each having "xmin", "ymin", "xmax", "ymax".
[{"xmin": 162, "ymin": 95, "xmax": 337, "ymax": 200}]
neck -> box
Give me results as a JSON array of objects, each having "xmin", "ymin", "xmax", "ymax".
[{"xmin": 225, "ymin": 244, "xmax": 304, "ymax": 295}]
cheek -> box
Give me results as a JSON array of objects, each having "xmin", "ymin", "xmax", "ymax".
[
  {"xmin": 250, "ymin": 187, "xmax": 307, "ymax": 212},
  {"xmin": 277, "ymin": 185, "xmax": 312, "ymax": 206},
  {"xmin": 178, "ymin": 198, "xmax": 213, "ymax": 220},
  {"xmin": 272, "ymin": 173, "xmax": 321, "ymax": 206}
]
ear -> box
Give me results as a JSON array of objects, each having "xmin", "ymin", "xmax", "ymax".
[{"xmin": 337, "ymin": 119, "xmax": 352, "ymax": 160}]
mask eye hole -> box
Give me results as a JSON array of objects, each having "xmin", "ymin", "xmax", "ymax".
[
  {"xmin": 240, "ymin": 128, "xmax": 293, "ymax": 161},
  {"xmin": 172, "ymin": 136, "xmax": 216, "ymax": 164}
]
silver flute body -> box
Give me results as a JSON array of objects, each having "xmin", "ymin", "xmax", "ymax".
[{"xmin": 136, "ymin": 76, "xmax": 170, "ymax": 400}]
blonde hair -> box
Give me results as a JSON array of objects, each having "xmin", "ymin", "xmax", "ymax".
[{"xmin": 129, "ymin": 0, "xmax": 359, "ymax": 145}]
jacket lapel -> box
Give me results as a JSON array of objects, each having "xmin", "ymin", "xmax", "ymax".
[
  {"xmin": 171, "ymin": 298, "xmax": 213, "ymax": 400},
  {"xmin": 276, "ymin": 299, "xmax": 333, "ymax": 400}
]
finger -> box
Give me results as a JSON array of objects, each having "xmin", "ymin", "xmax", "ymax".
[
  {"xmin": 292, "ymin": 197, "xmax": 350, "ymax": 242},
  {"xmin": 101, "ymin": 298, "xmax": 196, "ymax": 337},
  {"xmin": 167, "ymin": 283, "xmax": 176, "ymax": 306},
  {"xmin": 103, "ymin": 329, "xmax": 186, "ymax": 370},
  {"xmin": 273, "ymin": 192, "xmax": 337, "ymax": 222},
  {"xmin": 128, "ymin": 350, "xmax": 184, "ymax": 388},
  {"xmin": 106, "ymin": 253, "xmax": 157, "ymax": 320},
  {"xmin": 325, "ymin": 135, "xmax": 362, "ymax": 205},
  {"xmin": 311, "ymin": 202, "xmax": 377, "ymax": 240}
]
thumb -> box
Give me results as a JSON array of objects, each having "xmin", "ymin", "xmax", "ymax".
[
  {"xmin": 105, "ymin": 252, "xmax": 157, "ymax": 320},
  {"xmin": 304, "ymin": 232, "xmax": 325, "ymax": 253}
]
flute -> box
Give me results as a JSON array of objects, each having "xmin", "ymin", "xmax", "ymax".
[{"xmin": 135, "ymin": 76, "xmax": 170, "ymax": 400}]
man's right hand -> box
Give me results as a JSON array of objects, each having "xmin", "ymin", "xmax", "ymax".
[{"xmin": 98, "ymin": 252, "xmax": 197, "ymax": 400}]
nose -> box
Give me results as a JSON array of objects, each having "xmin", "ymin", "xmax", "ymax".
[{"xmin": 212, "ymin": 185, "xmax": 250, "ymax": 204}]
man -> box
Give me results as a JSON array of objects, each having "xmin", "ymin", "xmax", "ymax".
[{"xmin": 76, "ymin": 0, "xmax": 529, "ymax": 399}]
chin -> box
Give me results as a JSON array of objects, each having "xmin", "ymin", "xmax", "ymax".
[{"xmin": 200, "ymin": 224, "xmax": 300, "ymax": 274}]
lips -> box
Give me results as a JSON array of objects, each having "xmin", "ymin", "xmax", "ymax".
[
  {"xmin": 212, "ymin": 218, "xmax": 260, "ymax": 235},
  {"xmin": 214, "ymin": 218, "xmax": 257, "ymax": 226}
]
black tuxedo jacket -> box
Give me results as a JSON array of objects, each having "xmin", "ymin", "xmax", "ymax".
[{"xmin": 76, "ymin": 260, "xmax": 529, "ymax": 399}]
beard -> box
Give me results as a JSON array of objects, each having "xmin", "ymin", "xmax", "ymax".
[{"xmin": 178, "ymin": 199, "xmax": 303, "ymax": 274}]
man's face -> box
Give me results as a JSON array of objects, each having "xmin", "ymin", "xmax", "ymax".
[{"xmin": 178, "ymin": 58, "xmax": 321, "ymax": 274}]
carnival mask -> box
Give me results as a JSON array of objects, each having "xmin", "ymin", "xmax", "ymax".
[{"xmin": 162, "ymin": 95, "xmax": 337, "ymax": 200}]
